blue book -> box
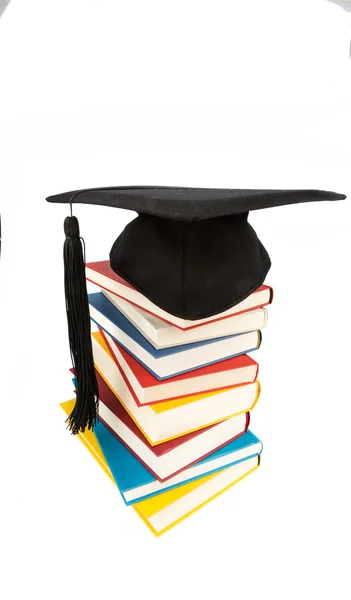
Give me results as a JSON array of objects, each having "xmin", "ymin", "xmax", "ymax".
[
  {"xmin": 93, "ymin": 422, "xmax": 263, "ymax": 505},
  {"xmin": 89, "ymin": 292, "xmax": 261, "ymax": 380}
]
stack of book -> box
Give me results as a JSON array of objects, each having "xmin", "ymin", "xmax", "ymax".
[{"xmin": 62, "ymin": 260, "xmax": 273, "ymax": 536}]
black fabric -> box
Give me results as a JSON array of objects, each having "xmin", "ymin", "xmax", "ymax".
[
  {"xmin": 110, "ymin": 212, "xmax": 271, "ymax": 319},
  {"xmin": 46, "ymin": 186, "xmax": 346, "ymax": 222}
]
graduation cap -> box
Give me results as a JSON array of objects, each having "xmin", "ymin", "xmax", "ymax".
[{"xmin": 47, "ymin": 185, "xmax": 346, "ymax": 434}]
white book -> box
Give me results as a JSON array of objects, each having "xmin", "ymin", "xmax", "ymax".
[{"xmin": 103, "ymin": 289, "xmax": 268, "ymax": 349}]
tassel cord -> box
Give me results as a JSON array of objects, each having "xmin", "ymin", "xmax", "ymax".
[{"xmin": 63, "ymin": 216, "xmax": 99, "ymax": 434}]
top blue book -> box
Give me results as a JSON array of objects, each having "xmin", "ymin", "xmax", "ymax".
[
  {"xmin": 89, "ymin": 292, "xmax": 262, "ymax": 380},
  {"xmin": 100, "ymin": 286, "xmax": 269, "ymax": 350}
]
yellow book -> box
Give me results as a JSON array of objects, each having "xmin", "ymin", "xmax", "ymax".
[
  {"xmin": 133, "ymin": 455, "xmax": 260, "ymax": 536},
  {"xmin": 61, "ymin": 400, "xmax": 260, "ymax": 536},
  {"xmin": 91, "ymin": 331, "xmax": 260, "ymax": 445}
]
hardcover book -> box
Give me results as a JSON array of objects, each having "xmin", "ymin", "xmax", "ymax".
[
  {"xmin": 133, "ymin": 454, "xmax": 260, "ymax": 536},
  {"xmin": 103, "ymin": 289, "xmax": 268, "ymax": 349},
  {"xmin": 94, "ymin": 420, "xmax": 262, "ymax": 504},
  {"xmin": 89, "ymin": 292, "xmax": 262, "ymax": 379}
]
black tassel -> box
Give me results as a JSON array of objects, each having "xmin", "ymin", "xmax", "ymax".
[{"xmin": 63, "ymin": 215, "xmax": 99, "ymax": 434}]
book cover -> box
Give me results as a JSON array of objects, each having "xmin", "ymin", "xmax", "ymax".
[{"xmin": 103, "ymin": 289, "xmax": 268, "ymax": 349}]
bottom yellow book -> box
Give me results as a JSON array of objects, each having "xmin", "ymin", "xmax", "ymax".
[
  {"xmin": 134, "ymin": 455, "xmax": 260, "ymax": 536},
  {"xmin": 61, "ymin": 400, "xmax": 260, "ymax": 536}
]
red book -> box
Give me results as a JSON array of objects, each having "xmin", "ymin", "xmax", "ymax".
[
  {"xmin": 95, "ymin": 371, "xmax": 250, "ymax": 482},
  {"xmin": 101, "ymin": 328, "xmax": 259, "ymax": 404},
  {"xmin": 86, "ymin": 260, "xmax": 273, "ymax": 331}
]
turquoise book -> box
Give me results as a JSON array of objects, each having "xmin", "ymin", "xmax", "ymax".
[{"xmin": 94, "ymin": 421, "xmax": 263, "ymax": 505}]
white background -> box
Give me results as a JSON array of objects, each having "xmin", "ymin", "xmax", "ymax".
[{"xmin": 1, "ymin": 1, "xmax": 351, "ymax": 599}]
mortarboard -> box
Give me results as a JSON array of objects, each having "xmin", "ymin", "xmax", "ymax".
[{"xmin": 46, "ymin": 185, "xmax": 346, "ymax": 434}]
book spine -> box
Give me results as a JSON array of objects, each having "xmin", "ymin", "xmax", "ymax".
[
  {"xmin": 254, "ymin": 361, "xmax": 259, "ymax": 381},
  {"xmin": 268, "ymin": 286, "xmax": 274, "ymax": 305},
  {"xmin": 250, "ymin": 381, "xmax": 261, "ymax": 411}
]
